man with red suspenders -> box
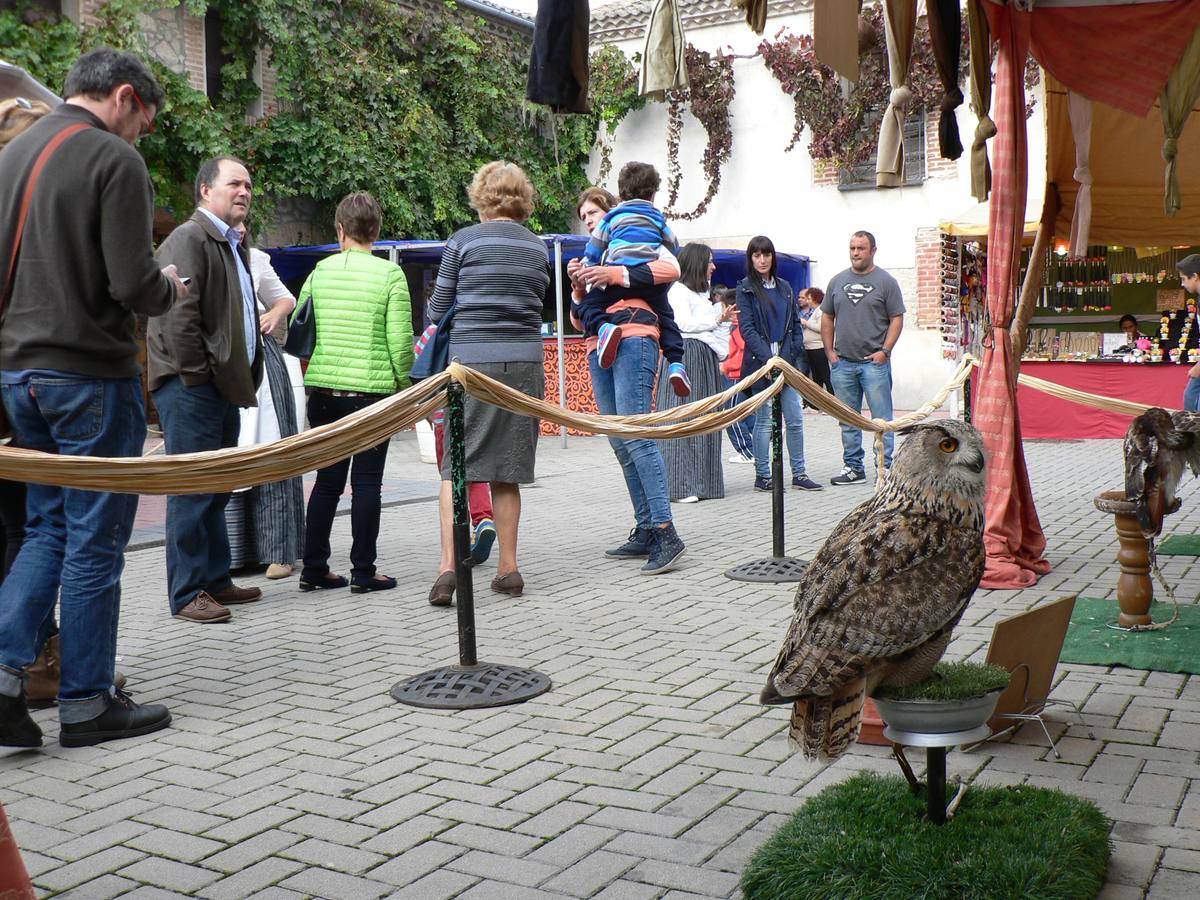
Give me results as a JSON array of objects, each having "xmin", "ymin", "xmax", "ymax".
[{"xmin": 0, "ymin": 48, "xmax": 186, "ymax": 748}]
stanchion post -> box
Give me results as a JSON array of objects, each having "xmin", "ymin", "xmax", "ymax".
[
  {"xmin": 448, "ymin": 381, "xmax": 476, "ymax": 667},
  {"xmin": 771, "ymin": 391, "xmax": 784, "ymax": 558},
  {"xmin": 963, "ymin": 371, "xmax": 973, "ymax": 424},
  {"xmin": 926, "ymin": 746, "xmax": 947, "ymax": 824}
]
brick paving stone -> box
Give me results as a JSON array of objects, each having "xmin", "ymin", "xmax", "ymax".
[
  {"xmin": 592, "ymin": 883, "xmax": 664, "ymax": 900},
  {"xmin": 35, "ymin": 847, "xmax": 147, "ymax": 892},
  {"xmin": 1107, "ymin": 840, "xmax": 1162, "ymax": 887},
  {"xmin": 54, "ymin": 874, "xmax": 141, "ymax": 900},
  {"xmin": 279, "ymin": 835, "xmax": 386, "ymax": 875},
  {"xmin": 277, "ymin": 867, "xmax": 392, "ymax": 898},
  {"xmin": 542, "ymin": 849, "xmax": 643, "ymax": 898},
  {"xmin": 527, "ymin": 824, "xmax": 619, "ymax": 867},
  {"xmin": 124, "ymin": 829, "xmax": 226, "ymax": 865},
  {"xmin": 196, "ymin": 858, "xmax": 308, "ymax": 900},
  {"xmin": 116, "ymin": 856, "xmax": 223, "ymax": 893},
  {"xmin": 365, "ymin": 840, "xmax": 465, "ymax": 888},
  {"xmin": 625, "ymin": 859, "xmax": 739, "ymax": 896},
  {"xmin": 1149, "ymin": 867, "xmax": 1200, "ymax": 898},
  {"xmin": 388, "ymin": 869, "xmax": 480, "ymax": 900},
  {"xmin": 446, "ymin": 849, "xmax": 561, "ymax": 887},
  {"xmin": 457, "ymin": 883, "xmax": 572, "ymax": 900}
]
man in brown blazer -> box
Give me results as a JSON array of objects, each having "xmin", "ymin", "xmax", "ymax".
[{"xmin": 150, "ymin": 157, "xmax": 264, "ymax": 624}]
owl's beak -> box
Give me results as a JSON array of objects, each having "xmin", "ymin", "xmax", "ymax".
[{"xmin": 964, "ymin": 455, "xmax": 985, "ymax": 473}]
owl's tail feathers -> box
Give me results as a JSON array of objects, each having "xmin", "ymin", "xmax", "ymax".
[
  {"xmin": 759, "ymin": 678, "xmax": 790, "ymax": 705},
  {"xmin": 787, "ymin": 678, "xmax": 866, "ymax": 760}
]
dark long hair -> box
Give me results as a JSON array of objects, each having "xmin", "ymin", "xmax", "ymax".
[
  {"xmin": 745, "ymin": 235, "xmax": 789, "ymax": 312},
  {"xmin": 678, "ymin": 243, "xmax": 713, "ymax": 293}
]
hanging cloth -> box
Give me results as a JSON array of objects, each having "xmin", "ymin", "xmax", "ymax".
[
  {"xmin": 526, "ymin": 0, "xmax": 590, "ymax": 114},
  {"xmin": 733, "ymin": 0, "xmax": 768, "ymax": 36},
  {"xmin": 967, "ymin": 0, "xmax": 994, "ymax": 202},
  {"xmin": 875, "ymin": 0, "xmax": 916, "ymax": 187},
  {"xmin": 1161, "ymin": 24, "xmax": 1200, "ymax": 217},
  {"xmin": 926, "ymin": 0, "xmax": 964, "ymax": 160},
  {"xmin": 1067, "ymin": 91, "xmax": 1093, "ymax": 257},
  {"xmin": 813, "ymin": 0, "xmax": 861, "ymax": 83},
  {"xmin": 976, "ymin": 1, "xmax": 1050, "ymax": 590},
  {"xmin": 640, "ymin": 0, "xmax": 688, "ymax": 100}
]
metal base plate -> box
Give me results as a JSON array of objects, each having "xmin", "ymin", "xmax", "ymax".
[
  {"xmin": 883, "ymin": 723, "xmax": 993, "ymax": 748},
  {"xmin": 391, "ymin": 662, "xmax": 552, "ymax": 710},
  {"xmin": 725, "ymin": 556, "xmax": 808, "ymax": 583}
]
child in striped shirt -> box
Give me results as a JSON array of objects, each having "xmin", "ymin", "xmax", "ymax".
[{"xmin": 576, "ymin": 162, "xmax": 689, "ymax": 396}]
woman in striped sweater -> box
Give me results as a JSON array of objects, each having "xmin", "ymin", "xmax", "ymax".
[{"xmin": 426, "ymin": 162, "xmax": 550, "ymax": 603}]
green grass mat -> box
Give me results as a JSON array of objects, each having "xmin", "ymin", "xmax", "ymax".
[
  {"xmin": 1059, "ymin": 597, "xmax": 1200, "ymax": 674},
  {"xmin": 1156, "ymin": 534, "xmax": 1200, "ymax": 556},
  {"xmin": 741, "ymin": 772, "xmax": 1109, "ymax": 900}
]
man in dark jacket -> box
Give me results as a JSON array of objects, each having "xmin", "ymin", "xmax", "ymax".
[
  {"xmin": 0, "ymin": 48, "xmax": 184, "ymax": 749},
  {"xmin": 151, "ymin": 157, "xmax": 264, "ymax": 625}
]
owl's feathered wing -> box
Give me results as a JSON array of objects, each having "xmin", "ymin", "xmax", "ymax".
[
  {"xmin": 1124, "ymin": 408, "xmax": 1200, "ymax": 534},
  {"xmin": 761, "ymin": 503, "xmax": 984, "ymax": 759}
]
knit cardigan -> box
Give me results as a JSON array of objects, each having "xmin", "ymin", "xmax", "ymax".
[{"xmin": 298, "ymin": 249, "xmax": 414, "ymax": 393}]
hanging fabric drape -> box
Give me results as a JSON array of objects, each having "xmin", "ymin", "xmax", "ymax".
[
  {"xmin": 640, "ymin": 0, "xmax": 688, "ymax": 99},
  {"xmin": 1067, "ymin": 91, "xmax": 1093, "ymax": 257},
  {"xmin": 813, "ymin": 0, "xmax": 860, "ymax": 83},
  {"xmin": 1161, "ymin": 25, "xmax": 1200, "ymax": 217},
  {"xmin": 876, "ymin": 0, "xmax": 916, "ymax": 187},
  {"xmin": 734, "ymin": 0, "xmax": 768, "ymax": 35},
  {"xmin": 926, "ymin": 0, "xmax": 964, "ymax": 160},
  {"xmin": 976, "ymin": 0, "xmax": 1050, "ymax": 590},
  {"xmin": 525, "ymin": 0, "xmax": 590, "ymax": 114},
  {"xmin": 967, "ymin": 0, "xmax": 994, "ymax": 202}
]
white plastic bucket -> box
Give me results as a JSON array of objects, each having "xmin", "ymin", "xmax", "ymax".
[{"xmin": 415, "ymin": 419, "xmax": 437, "ymax": 464}]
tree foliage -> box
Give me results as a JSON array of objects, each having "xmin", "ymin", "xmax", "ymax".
[{"xmin": 1, "ymin": 0, "xmax": 636, "ymax": 239}]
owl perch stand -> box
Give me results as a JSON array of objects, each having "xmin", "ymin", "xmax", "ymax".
[
  {"xmin": 1093, "ymin": 487, "xmax": 1176, "ymax": 629},
  {"xmin": 725, "ymin": 391, "xmax": 808, "ymax": 583},
  {"xmin": 391, "ymin": 383, "xmax": 551, "ymax": 709}
]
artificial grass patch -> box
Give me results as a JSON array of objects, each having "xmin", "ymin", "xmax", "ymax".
[
  {"xmin": 742, "ymin": 772, "xmax": 1110, "ymax": 900},
  {"xmin": 873, "ymin": 661, "xmax": 1012, "ymax": 702}
]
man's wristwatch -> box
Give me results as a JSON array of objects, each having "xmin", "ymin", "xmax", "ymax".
[{"xmin": 879, "ymin": 347, "xmax": 891, "ymax": 358}]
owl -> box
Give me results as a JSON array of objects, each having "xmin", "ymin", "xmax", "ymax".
[
  {"xmin": 760, "ymin": 420, "xmax": 987, "ymax": 759},
  {"xmin": 1124, "ymin": 408, "xmax": 1200, "ymax": 536}
]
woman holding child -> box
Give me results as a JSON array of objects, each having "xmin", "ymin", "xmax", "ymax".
[{"xmin": 570, "ymin": 179, "xmax": 686, "ymax": 575}]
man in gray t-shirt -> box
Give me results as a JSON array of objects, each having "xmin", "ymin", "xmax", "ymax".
[{"xmin": 820, "ymin": 231, "xmax": 905, "ymax": 484}]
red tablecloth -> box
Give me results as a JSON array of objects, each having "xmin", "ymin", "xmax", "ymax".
[{"xmin": 978, "ymin": 360, "xmax": 1191, "ymax": 439}]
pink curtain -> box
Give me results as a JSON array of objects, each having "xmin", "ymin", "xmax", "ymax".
[{"xmin": 976, "ymin": 2, "xmax": 1050, "ymax": 590}]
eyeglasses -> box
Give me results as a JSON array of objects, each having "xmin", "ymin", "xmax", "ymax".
[{"xmin": 130, "ymin": 90, "xmax": 155, "ymax": 136}]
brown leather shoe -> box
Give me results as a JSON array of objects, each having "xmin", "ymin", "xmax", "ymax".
[
  {"xmin": 428, "ymin": 571, "xmax": 455, "ymax": 607},
  {"xmin": 210, "ymin": 584, "xmax": 262, "ymax": 605},
  {"xmin": 175, "ymin": 592, "xmax": 232, "ymax": 623},
  {"xmin": 25, "ymin": 635, "xmax": 127, "ymax": 707},
  {"xmin": 491, "ymin": 571, "xmax": 524, "ymax": 597}
]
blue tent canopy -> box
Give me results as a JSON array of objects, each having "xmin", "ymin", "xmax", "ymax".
[{"xmin": 265, "ymin": 235, "xmax": 810, "ymax": 295}]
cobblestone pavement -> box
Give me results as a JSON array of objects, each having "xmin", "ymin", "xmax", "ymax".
[{"xmin": 4, "ymin": 412, "xmax": 1200, "ymax": 899}]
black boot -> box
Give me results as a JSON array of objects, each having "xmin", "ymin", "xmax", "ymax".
[
  {"xmin": 606, "ymin": 526, "xmax": 654, "ymax": 559},
  {"xmin": 641, "ymin": 522, "xmax": 686, "ymax": 575},
  {"xmin": 0, "ymin": 692, "xmax": 42, "ymax": 748},
  {"xmin": 59, "ymin": 690, "xmax": 171, "ymax": 748}
]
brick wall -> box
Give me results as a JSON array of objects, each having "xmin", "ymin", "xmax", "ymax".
[
  {"xmin": 924, "ymin": 109, "xmax": 958, "ymax": 180},
  {"xmin": 182, "ymin": 14, "xmax": 205, "ymax": 92},
  {"xmin": 812, "ymin": 158, "xmax": 840, "ymax": 188},
  {"xmin": 914, "ymin": 226, "xmax": 942, "ymax": 331}
]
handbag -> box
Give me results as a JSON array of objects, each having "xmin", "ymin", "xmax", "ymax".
[
  {"xmin": 409, "ymin": 302, "xmax": 456, "ymax": 382},
  {"xmin": 284, "ymin": 290, "xmax": 316, "ymax": 360},
  {"xmin": 1, "ymin": 121, "xmax": 93, "ymax": 439}
]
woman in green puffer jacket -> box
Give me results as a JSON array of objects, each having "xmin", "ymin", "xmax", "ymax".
[{"xmin": 295, "ymin": 191, "xmax": 413, "ymax": 594}]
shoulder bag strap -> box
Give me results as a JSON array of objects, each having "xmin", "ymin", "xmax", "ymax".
[{"xmin": 1, "ymin": 122, "xmax": 93, "ymax": 316}]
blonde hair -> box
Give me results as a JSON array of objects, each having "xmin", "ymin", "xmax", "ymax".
[
  {"xmin": 0, "ymin": 98, "xmax": 52, "ymax": 151},
  {"xmin": 467, "ymin": 161, "xmax": 535, "ymax": 223}
]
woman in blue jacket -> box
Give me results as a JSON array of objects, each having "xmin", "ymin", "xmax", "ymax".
[{"xmin": 735, "ymin": 235, "xmax": 822, "ymax": 492}]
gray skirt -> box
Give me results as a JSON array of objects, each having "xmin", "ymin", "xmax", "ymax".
[
  {"xmin": 439, "ymin": 360, "xmax": 543, "ymax": 484},
  {"xmin": 655, "ymin": 339, "xmax": 725, "ymax": 501}
]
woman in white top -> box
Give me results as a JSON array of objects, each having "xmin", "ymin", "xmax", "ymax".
[
  {"xmin": 653, "ymin": 243, "xmax": 734, "ymax": 502},
  {"xmin": 224, "ymin": 228, "xmax": 306, "ymax": 579},
  {"xmin": 798, "ymin": 286, "xmax": 832, "ymax": 401}
]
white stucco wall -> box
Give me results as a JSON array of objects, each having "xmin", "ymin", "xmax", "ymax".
[{"xmin": 590, "ymin": 12, "xmax": 1047, "ymax": 408}]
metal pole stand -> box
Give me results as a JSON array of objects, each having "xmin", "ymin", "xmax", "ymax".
[
  {"xmin": 725, "ymin": 389, "xmax": 808, "ymax": 583},
  {"xmin": 885, "ymin": 723, "xmax": 991, "ymax": 825},
  {"xmin": 392, "ymin": 382, "xmax": 551, "ymax": 709}
]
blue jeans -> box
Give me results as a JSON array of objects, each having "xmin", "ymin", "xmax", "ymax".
[
  {"xmin": 0, "ymin": 375, "xmax": 143, "ymax": 722},
  {"xmin": 1185, "ymin": 376, "xmax": 1200, "ymax": 412},
  {"xmin": 724, "ymin": 378, "xmax": 754, "ymax": 459},
  {"xmin": 588, "ymin": 336, "xmax": 672, "ymax": 528},
  {"xmin": 752, "ymin": 385, "xmax": 807, "ymax": 480},
  {"xmin": 152, "ymin": 377, "xmax": 240, "ymax": 614},
  {"xmin": 830, "ymin": 359, "xmax": 895, "ymax": 473}
]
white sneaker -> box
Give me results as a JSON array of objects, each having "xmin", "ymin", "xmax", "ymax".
[
  {"xmin": 678, "ymin": 495, "xmax": 700, "ymax": 503},
  {"xmin": 727, "ymin": 454, "xmax": 754, "ymax": 465}
]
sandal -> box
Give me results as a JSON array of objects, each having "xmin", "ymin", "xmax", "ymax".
[{"xmin": 298, "ymin": 572, "xmax": 349, "ymax": 591}]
